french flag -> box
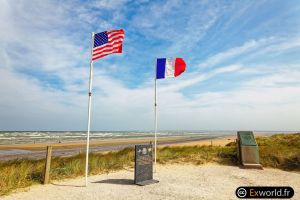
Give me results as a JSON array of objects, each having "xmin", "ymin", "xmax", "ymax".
[{"xmin": 156, "ymin": 58, "xmax": 186, "ymax": 79}]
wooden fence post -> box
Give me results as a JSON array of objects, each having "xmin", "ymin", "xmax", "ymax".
[{"xmin": 44, "ymin": 146, "xmax": 52, "ymax": 184}]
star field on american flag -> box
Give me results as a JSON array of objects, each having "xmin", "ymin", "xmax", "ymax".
[{"xmin": 92, "ymin": 29, "xmax": 124, "ymax": 61}]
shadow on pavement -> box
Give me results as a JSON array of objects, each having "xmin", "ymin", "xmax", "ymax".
[{"xmin": 92, "ymin": 179, "xmax": 134, "ymax": 185}]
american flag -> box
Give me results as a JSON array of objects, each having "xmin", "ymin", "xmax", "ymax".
[{"xmin": 92, "ymin": 29, "xmax": 124, "ymax": 61}]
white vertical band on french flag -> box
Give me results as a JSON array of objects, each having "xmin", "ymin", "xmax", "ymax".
[
  {"xmin": 165, "ymin": 58, "xmax": 175, "ymax": 78},
  {"xmin": 156, "ymin": 58, "xmax": 186, "ymax": 79}
]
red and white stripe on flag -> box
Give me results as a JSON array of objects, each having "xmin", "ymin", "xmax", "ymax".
[{"xmin": 92, "ymin": 29, "xmax": 124, "ymax": 61}]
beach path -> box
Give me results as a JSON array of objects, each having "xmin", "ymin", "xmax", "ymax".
[{"xmin": 2, "ymin": 164, "xmax": 299, "ymax": 200}]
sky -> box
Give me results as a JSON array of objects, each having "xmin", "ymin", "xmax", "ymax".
[{"xmin": 0, "ymin": 0, "xmax": 300, "ymax": 131}]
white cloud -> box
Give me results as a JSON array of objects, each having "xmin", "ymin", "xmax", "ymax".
[
  {"xmin": 0, "ymin": 67, "xmax": 87, "ymax": 130},
  {"xmin": 242, "ymin": 36, "xmax": 300, "ymax": 62},
  {"xmin": 93, "ymin": 0, "xmax": 130, "ymax": 10},
  {"xmin": 199, "ymin": 35, "xmax": 300, "ymax": 69},
  {"xmin": 160, "ymin": 64, "xmax": 243, "ymax": 92},
  {"xmin": 131, "ymin": 0, "xmax": 227, "ymax": 54},
  {"xmin": 244, "ymin": 70, "xmax": 300, "ymax": 88},
  {"xmin": 200, "ymin": 37, "xmax": 277, "ymax": 68},
  {"xmin": 157, "ymin": 70, "xmax": 300, "ymax": 131}
]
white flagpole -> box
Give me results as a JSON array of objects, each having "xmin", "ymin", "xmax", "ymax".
[
  {"xmin": 154, "ymin": 60, "xmax": 158, "ymax": 172},
  {"xmin": 85, "ymin": 32, "xmax": 95, "ymax": 186}
]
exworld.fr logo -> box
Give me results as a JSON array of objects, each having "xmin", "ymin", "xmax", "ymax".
[{"xmin": 236, "ymin": 186, "xmax": 294, "ymax": 199}]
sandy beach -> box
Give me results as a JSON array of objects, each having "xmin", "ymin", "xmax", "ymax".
[
  {"xmin": 0, "ymin": 136, "xmax": 211, "ymax": 150},
  {"xmin": 0, "ymin": 135, "xmax": 237, "ymax": 150},
  {"xmin": 2, "ymin": 164, "xmax": 299, "ymax": 200},
  {"xmin": 0, "ymin": 135, "xmax": 235, "ymax": 160}
]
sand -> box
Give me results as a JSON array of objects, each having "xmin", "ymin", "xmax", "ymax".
[
  {"xmin": 0, "ymin": 136, "xmax": 235, "ymax": 151},
  {"xmin": 0, "ymin": 136, "xmax": 235, "ymax": 160},
  {"xmin": 164, "ymin": 136, "xmax": 236, "ymax": 147},
  {"xmin": 0, "ymin": 137, "xmax": 190, "ymax": 150},
  {"xmin": 3, "ymin": 164, "xmax": 299, "ymax": 200}
]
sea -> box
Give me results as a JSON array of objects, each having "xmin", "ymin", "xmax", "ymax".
[{"xmin": 0, "ymin": 130, "xmax": 289, "ymax": 145}]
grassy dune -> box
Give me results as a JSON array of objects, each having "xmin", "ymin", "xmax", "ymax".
[
  {"xmin": 0, "ymin": 133, "xmax": 299, "ymax": 195},
  {"xmin": 157, "ymin": 145, "xmax": 237, "ymax": 165},
  {"xmin": 0, "ymin": 148, "xmax": 134, "ymax": 195},
  {"xmin": 257, "ymin": 134, "xmax": 300, "ymax": 170}
]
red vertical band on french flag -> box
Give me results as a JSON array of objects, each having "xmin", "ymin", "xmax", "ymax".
[{"xmin": 174, "ymin": 58, "xmax": 186, "ymax": 77}]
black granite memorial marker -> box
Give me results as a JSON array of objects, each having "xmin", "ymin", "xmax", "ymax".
[{"xmin": 134, "ymin": 144, "xmax": 159, "ymax": 186}]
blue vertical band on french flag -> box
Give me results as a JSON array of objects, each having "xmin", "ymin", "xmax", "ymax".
[
  {"xmin": 156, "ymin": 58, "xmax": 186, "ymax": 79},
  {"xmin": 156, "ymin": 58, "xmax": 167, "ymax": 79}
]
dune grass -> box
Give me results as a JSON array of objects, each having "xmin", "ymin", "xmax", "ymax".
[
  {"xmin": 0, "ymin": 148, "xmax": 135, "ymax": 195},
  {"xmin": 0, "ymin": 133, "xmax": 299, "ymax": 196},
  {"xmin": 157, "ymin": 145, "xmax": 238, "ymax": 165},
  {"xmin": 157, "ymin": 133, "xmax": 300, "ymax": 170},
  {"xmin": 256, "ymin": 133, "xmax": 300, "ymax": 170}
]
